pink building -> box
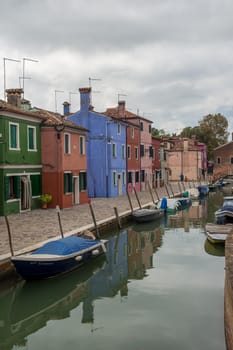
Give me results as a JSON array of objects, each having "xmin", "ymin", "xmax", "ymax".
[{"xmin": 164, "ymin": 137, "xmax": 206, "ymax": 181}]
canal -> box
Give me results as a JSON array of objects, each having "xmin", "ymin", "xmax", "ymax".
[{"xmin": 0, "ymin": 188, "xmax": 228, "ymax": 350}]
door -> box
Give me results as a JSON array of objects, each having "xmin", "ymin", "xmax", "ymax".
[
  {"xmin": 73, "ymin": 176, "xmax": 80, "ymax": 204},
  {"xmin": 117, "ymin": 173, "xmax": 122, "ymax": 196},
  {"xmin": 20, "ymin": 176, "xmax": 32, "ymax": 211}
]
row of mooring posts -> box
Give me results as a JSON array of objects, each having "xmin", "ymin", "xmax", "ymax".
[{"xmin": 4, "ymin": 201, "xmax": 123, "ymax": 257}]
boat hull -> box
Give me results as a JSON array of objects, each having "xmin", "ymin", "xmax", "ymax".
[
  {"xmin": 206, "ymin": 232, "xmax": 227, "ymax": 244},
  {"xmin": 11, "ymin": 238, "xmax": 107, "ymax": 280},
  {"xmin": 132, "ymin": 209, "xmax": 164, "ymax": 223}
]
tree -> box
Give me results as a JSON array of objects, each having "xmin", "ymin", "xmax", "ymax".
[
  {"xmin": 179, "ymin": 113, "xmax": 229, "ymax": 160},
  {"xmin": 198, "ymin": 114, "xmax": 229, "ymax": 160},
  {"xmin": 152, "ymin": 128, "xmax": 169, "ymax": 138}
]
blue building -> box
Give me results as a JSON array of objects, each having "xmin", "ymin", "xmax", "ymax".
[{"xmin": 67, "ymin": 88, "xmax": 127, "ymax": 198}]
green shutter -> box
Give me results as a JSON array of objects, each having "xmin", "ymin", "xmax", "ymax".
[
  {"xmin": 69, "ymin": 173, "xmax": 73, "ymax": 192},
  {"xmin": 10, "ymin": 124, "xmax": 17, "ymax": 148},
  {"xmin": 30, "ymin": 174, "xmax": 41, "ymax": 196},
  {"xmin": 15, "ymin": 176, "xmax": 21, "ymax": 198},
  {"xmin": 4, "ymin": 176, "xmax": 10, "ymax": 200}
]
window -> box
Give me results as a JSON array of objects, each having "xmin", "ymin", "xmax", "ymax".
[
  {"xmin": 113, "ymin": 171, "xmax": 117, "ymax": 186},
  {"xmin": 64, "ymin": 133, "xmax": 70, "ymax": 154},
  {"xmin": 64, "ymin": 172, "xmax": 73, "ymax": 193},
  {"xmin": 79, "ymin": 172, "xmax": 87, "ymax": 191},
  {"xmin": 28, "ymin": 126, "xmax": 37, "ymax": 151},
  {"xmin": 149, "ymin": 124, "xmax": 152, "ymax": 133},
  {"xmin": 217, "ymin": 157, "xmax": 221, "ymax": 164},
  {"xmin": 131, "ymin": 127, "xmax": 134, "ymax": 138},
  {"xmin": 128, "ymin": 171, "xmax": 132, "ymax": 183},
  {"xmin": 122, "ymin": 144, "xmax": 126, "ymax": 159},
  {"xmin": 4, "ymin": 176, "xmax": 20, "ymax": 200},
  {"xmin": 112, "ymin": 143, "xmax": 117, "ymax": 157},
  {"xmin": 117, "ymin": 123, "xmax": 121, "ymax": 134},
  {"xmin": 141, "ymin": 170, "xmax": 145, "ymax": 182},
  {"xmin": 140, "ymin": 122, "xmax": 143, "ymax": 131},
  {"xmin": 127, "ymin": 145, "xmax": 131, "ymax": 159},
  {"xmin": 122, "ymin": 171, "xmax": 126, "ymax": 185},
  {"xmin": 149, "ymin": 146, "xmax": 154, "ymax": 158},
  {"xmin": 231, "ymin": 157, "xmax": 233, "ymax": 164},
  {"xmin": 140, "ymin": 144, "xmax": 144, "ymax": 157},
  {"xmin": 9, "ymin": 122, "xmax": 19, "ymax": 149},
  {"xmin": 80, "ymin": 136, "xmax": 85, "ymax": 155},
  {"xmin": 135, "ymin": 146, "xmax": 138, "ymax": 160},
  {"xmin": 135, "ymin": 171, "xmax": 139, "ymax": 183}
]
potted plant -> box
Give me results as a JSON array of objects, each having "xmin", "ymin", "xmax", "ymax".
[{"xmin": 40, "ymin": 194, "xmax": 52, "ymax": 209}]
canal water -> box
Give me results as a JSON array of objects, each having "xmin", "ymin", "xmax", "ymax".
[{"xmin": 0, "ymin": 188, "xmax": 228, "ymax": 350}]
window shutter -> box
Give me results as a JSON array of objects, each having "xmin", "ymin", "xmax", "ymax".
[
  {"xmin": 4, "ymin": 177, "xmax": 9, "ymax": 200},
  {"xmin": 15, "ymin": 176, "xmax": 21, "ymax": 198}
]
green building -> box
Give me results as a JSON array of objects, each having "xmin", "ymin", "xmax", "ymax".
[{"xmin": 0, "ymin": 89, "xmax": 44, "ymax": 215}]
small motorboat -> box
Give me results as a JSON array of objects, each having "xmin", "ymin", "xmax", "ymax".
[
  {"xmin": 215, "ymin": 196, "xmax": 233, "ymax": 224},
  {"xmin": 11, "ymin": 236, "xmax": 108, "ymax": 280},
  {"xmin": 157, "ymin": 197, "xmax": 181, "ymax": 212},
  {"xmin": 132, "ymin": 208, "xmax": 164, "ymax": 223}
]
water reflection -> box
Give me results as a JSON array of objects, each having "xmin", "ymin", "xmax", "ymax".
[
  {"xmin": 0, "ymin": 227, "xmax": 164, "ymax": 350},
  {"xmin": 0, "ymin": 189, "xmax": 227, "ymax": 350},
  {"xmin": 204, "ymin": 239, "xmax": 225, "ymax": 257}
]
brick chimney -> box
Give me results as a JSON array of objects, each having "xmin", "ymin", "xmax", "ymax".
[
  {"xmin": 6, "ymin": 88, "xmax": 23, "ymax": 108},
  {"xmin": 118, "ymin": 100, "xmax": 125, "ymax": 118},
  {"xmin": 63, "ymin": 101, "xmax": 70, "ymax": 116},
  {"xmin": 79, "ymin": 87, "xmax": 91, "ymax": 114}
]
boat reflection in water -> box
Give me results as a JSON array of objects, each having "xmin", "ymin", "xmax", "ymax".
[
  {"xmin": 0, "ymin": 226, "xmax": 164, "ymax": 350},
  {"xmin": 204, "ymin": 239, "xmax": 225, "ymax": 257}
]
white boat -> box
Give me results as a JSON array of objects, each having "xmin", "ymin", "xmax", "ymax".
[{"xmin": 206, "ymin": 232, "xmax": 227, "ymax": 244}]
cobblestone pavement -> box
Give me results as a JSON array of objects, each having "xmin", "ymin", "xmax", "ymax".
[{"xmin": 0, "ymin": 183, "xmax": 192, "ymax": 259}]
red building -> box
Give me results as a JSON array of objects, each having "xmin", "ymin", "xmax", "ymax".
[
  {"xmin": 41, "ymin": 111, "xmax": 88, "ymax": 209},
  {"xmin": 152, "ymin": 136, "xmax": 162, "ymax": 187}
]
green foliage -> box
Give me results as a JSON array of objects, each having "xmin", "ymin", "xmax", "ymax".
[
  {"xmin": 179, "ymin": 113, "xmax": 229, "ymax": 160},
  {"xmin": 40, "ymin": 194, "xmax": 52, "ymax": 203},
  {"xmin": 152, "ymin": 128, "xmax": 169, "ymax": 138}
]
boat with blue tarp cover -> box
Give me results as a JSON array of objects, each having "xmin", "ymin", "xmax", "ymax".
[{"xmin": 11, "ymin": 236, "xmax": 108, "ymax": 280}]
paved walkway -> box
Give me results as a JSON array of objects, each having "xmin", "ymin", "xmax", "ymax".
[{"xmin": 0, "ymin": 183, "xmax": 188, "ymax": 261}]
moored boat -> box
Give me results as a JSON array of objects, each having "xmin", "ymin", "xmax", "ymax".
[
  {"xmin": 206, "ymin": 232, "xmax": 227, "ymax": 244},
  {"xmin": 11, "ymin": 236, "xmax": 108, "ymax": 280},
  {"xmin": 215, "ymin": 196, "xmax": 233, "ymax": 224},
  {"xmin": 132, "ymin": 208, "xmax": 164, "ymax": 223}
]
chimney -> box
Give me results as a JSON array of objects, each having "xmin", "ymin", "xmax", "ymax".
[
  {"xmin": 118, "ymin": 100, "xmax": 125, "ymax": 118},
  {"xmin": 79, "ymin": 87, "xmax": 91, "ymax": 114},
  {"xmin": 6, "ymin": 88, "xmax": 23, "ymax": 108},
  {"xmin": 63, "ymin": 101, "xmax": 70, "ymax": 116}
]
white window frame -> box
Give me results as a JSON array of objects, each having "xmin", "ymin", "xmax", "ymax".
[
  {"xmin": 27, "ymin": 125, "xmax": 37, "ymax": 151},
  {"xmin": 122, "ymin": 171, "xmax": 126, "ymax": 186},
  {"xmin": 9, "ymin": 122, "xmax": 20, "ymax": 150},
  {"xmin": 117, "ymin": 123, "xmax": 121, "ymax": 135},
  {"xmin": 135, "ymin": 146, "xmax": 138, "ymax": 160},
  {"xmin": 122, "ymin": 144, "xmax": 126, "ymax": 159},
  {"xmin": 127, "ymin": 145, "xmax": 131, "ymax": 159},
  {"xmin": 80, "ymin": 135, "xmax": 85, "ymax": 155},
  {"xmin": 113, "ymin": 171, "xmax": 117, "ymax": 186},
  {"xmin": 112, "ymin": 143, "xmax": 117, "ymax": 158},
  {"xmin": 131, "ymin": 127, "xmax": 134, "ymax": 138},
  {"xmin": 64, "ymin": 133, "xmax": 71, "ymax": 154}
]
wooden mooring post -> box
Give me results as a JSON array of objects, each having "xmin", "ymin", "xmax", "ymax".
[
  {"xmin": 89, "ymin": 202, "xmax": 100, "ymax": 238},
  {"xmin": 114, "ymin": 207, "xmax": 122, "ymax": 229},
  {"xmin": 147, "ymin": 181, "xmax": 155, "ymax": 204},
  {"xmin": 56, "ymin": 205, "xmax": 64, "ymax": 238},
  {"xmin": 126, "ymin": 190, "xmax": 134, "ymax": 213},
  {"xmin": 133, "ymin": 187, "xmax": 142, "ymax": 209},
  {"xmin": 4, "ymin": 216, "xmax": 14, "ymax": 256}
]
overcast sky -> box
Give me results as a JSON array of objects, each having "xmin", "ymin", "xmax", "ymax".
[{"xmin": 1, "ymin": 0, "xmax": 233, "ymax": 134}]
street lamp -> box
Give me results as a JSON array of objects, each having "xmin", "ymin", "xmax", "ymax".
[{"xmin": 3, "ymin": 57, "xmax": 21, "ymax": 100}]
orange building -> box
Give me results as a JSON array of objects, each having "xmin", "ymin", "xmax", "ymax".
[{"xmin": 41, "ymin": 111, "xmax": 88, "ymax": 209}]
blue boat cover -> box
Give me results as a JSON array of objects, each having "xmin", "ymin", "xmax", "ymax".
[{"xmin": 32, "ymin": 236, "xmax": 101, "ymax": 256}]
